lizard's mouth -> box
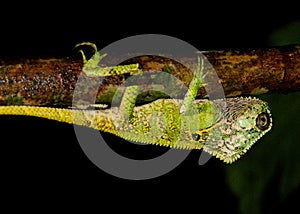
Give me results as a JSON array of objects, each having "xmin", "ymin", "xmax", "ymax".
[
  {"xmin": 202, "ymin": 142, "xmax": 242, "ymax": 164},
  {"xmin": 201, "ymin": 131, "xmax": 259, "ymax": 164}
]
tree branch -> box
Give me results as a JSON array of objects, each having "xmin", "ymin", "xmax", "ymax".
[{"xmin": 0, "ymin": 44, "xmax": 299, "ymax": 106}]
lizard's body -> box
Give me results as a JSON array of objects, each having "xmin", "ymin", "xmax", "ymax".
[
  {"xmin": 0, "ymin": 97, "xmax": 272, "ymax": 164},
  {"xmin": 0, "ymin": 43, "xmax": 273, "ymax": 163}
]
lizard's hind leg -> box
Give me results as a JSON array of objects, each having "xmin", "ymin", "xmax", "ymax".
[
  {"xmin": 75, "ymin": 42, "xmax": 141, "ymax": 77},
  {"xmin": 119, "ymin": 85, "xmax": 140, "ymax": 122}
]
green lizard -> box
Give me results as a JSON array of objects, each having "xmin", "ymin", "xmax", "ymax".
[{"xmin": 0, "ymin": 42, "xmax": 272, "ymax": 163}]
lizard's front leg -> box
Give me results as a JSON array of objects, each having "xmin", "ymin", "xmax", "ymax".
[{"xmin": 180, "ymin": 56, "xmax": 206, "ymax": 113}]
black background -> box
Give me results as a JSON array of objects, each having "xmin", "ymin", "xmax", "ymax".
[{"xmin": 1, "ymin": 2, "xmax": 299, "ymax": 213}]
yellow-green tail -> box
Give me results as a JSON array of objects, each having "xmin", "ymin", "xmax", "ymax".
[
  {"xmin": 0, "ymin": 106, "xmax": 74, "ymax": 123},
  {"xmin": 0, "ymin": 106, "xmax": 117, "ymax": 134}
]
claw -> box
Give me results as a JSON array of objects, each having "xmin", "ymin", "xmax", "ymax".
[
  {"xmin": 77, "ymin": 49, "xmax": 87, "ymax": 64},
  {"xmin": 196, "ymin": 56, "xmax": 206, "ymax": 80},
  {"xmin": 74, "ymin": 42, "xmax": 98, "ymax": 64},
  {"xmin": 74, "ymin": 42, "xmax": 98, "ymax": 53}
]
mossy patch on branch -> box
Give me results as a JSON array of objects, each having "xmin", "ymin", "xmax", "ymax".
[{"xmin": 3, "ymin": 95, "xmax": 25, "ymax": 105}]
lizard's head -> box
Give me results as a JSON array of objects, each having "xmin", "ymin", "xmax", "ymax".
[{"xmin": 199, "ymin": 97, "xmax": 272, "ymax": 163}]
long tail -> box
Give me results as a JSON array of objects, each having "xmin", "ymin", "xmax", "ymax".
[{"xmin": 0, "ymin": 106, "xmax": 117, "ymax": 134}]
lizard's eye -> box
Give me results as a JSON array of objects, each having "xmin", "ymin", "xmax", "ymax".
[{"xmin": 256, "ymin": 112, "xmax": 271, "ymax": 131}]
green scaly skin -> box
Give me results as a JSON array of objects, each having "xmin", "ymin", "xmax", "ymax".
[{"xmin": 0, "ymin": 97, "xmax": 272, "ymax": 163}]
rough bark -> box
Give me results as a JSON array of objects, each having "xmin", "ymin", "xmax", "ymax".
[{"xmin": 0, "ymin": 44, "xmax": 299, "ymax": 106}]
